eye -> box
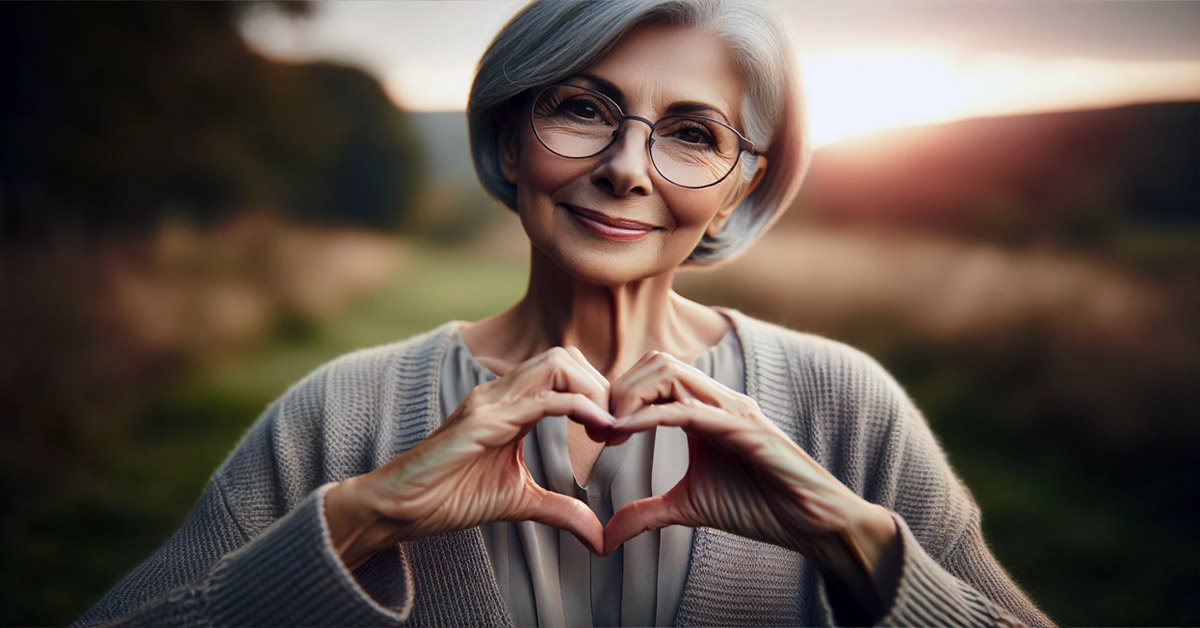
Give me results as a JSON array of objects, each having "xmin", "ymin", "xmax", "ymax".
[
  {"xmin": 673, "ymin": 126, "xmax": 713, "ymax": 145},
  {"xmin": 563, "ymin": 97, "xmax": 601, "ymax": 120},
  {"xmin": 533, "ymin": 86, "xmax": 621, "ymax": 130},
  {"xmin": 662, "ymin": 119, "xmax": 717, "ymax": 147}
]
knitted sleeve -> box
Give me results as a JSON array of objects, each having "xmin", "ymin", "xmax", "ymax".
[
  {"xmin": 70, "ymin": 372, "xmax": 416, "ymax": 627},
  {"xmin": 851, "ymin": 361, "xmax": 1056, "ymax": 627},
  {"xmin": 764, "ymin": 325, "xmax": 1054, "ymax": 627}
]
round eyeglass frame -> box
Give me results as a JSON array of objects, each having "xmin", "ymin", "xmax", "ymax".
[{"xmin": 528, "ymin": 83, "xmax": 758, "ymax": 189}]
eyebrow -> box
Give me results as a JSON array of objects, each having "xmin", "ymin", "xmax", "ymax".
[
  {"xmin": 667, "ymin": 101, "xmax": 732, "ymax": 125},
  {"xmin": 572, "ymin": 73, "xmax": 625, "ymax": 103},
  {"xmin": 570, "ymin": 73, "xmax": 733, "ymax": 125}
]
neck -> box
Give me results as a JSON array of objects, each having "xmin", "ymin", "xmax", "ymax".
[{"xmin": 462, "ymin": 245, "xmax": 728, "ymax": 380}]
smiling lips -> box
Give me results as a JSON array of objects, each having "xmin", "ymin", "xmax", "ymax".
[{"xmin": 564, "ymin": 205, "xmax": 658, "ymax": 242}]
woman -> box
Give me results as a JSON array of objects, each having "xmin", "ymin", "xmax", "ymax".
[{"xmin": 75, "ymin": 1, "xmax": 1053, "ymax": 626}]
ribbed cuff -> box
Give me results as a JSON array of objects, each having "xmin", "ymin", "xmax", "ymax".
[
  {"xmin": 877, "ymin": 514, "xmax": 1017, "ymax": 627},
  {"xmin": 207, "ymin": 482, "xmax": 413, "ymax": 626},
  {"xmin": 814, "ymin": 513, "xmax": 1020, "ymax": 627}
]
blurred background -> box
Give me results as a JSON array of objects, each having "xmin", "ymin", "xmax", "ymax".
[{"xmin": 1, "ymin": 1, "xmax": 1197, "ymax": 625}]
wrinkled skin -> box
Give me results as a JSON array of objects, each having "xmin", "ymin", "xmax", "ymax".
[
  {"xmin": 344, "ymin": 346, "xmax": 615, "ymax": 559},
  {"xmin": 602, "ymin": 350, "xmax": 895, "ymax": 618},
  {"xmin": 603, "ymin": 350, "xmax": 875, "ymax": 557}
]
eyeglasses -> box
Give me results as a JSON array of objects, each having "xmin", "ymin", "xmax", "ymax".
[{"xmin": 529, "ymin": 83, "xmax": 756, "ymax": 189}]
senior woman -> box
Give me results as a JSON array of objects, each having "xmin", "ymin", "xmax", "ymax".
[{"xmin": 75, "ymin": 1, "xmax": 1052, "ymax": 626}]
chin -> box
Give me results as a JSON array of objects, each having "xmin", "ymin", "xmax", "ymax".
[{"xmin": 534, "ymin": 238, "xmax": 680, "ymax": 288}]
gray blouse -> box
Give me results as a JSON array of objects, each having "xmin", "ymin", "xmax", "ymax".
[{"xmin": 439, "ymin": 327, "xmax": 746, "ymax": 627}]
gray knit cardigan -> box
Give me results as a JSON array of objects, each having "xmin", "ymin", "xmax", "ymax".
[{"xmin": 74, "ymin": 310, "xmax": 1053, "ymax": 627}]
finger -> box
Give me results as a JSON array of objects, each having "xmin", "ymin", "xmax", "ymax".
[
  {"xmin": 564, "ymin": 345, "xmax": 610, "ymax": 396},
  {"xmin": 468, "ymin": 390, "xmax": 616, "ymax": 450},
  {"xmin": 611, "ymin": 353, "xmax": 731, "ymax": 418},
  {"xmin": 609, "ymin": 356, "xmax": 679, "ymax": 418},
  {"xmin": 508, "ymin": 391, "xmax": 615, "ymax": 431},
  {"xmin": 612, "ymin": 401, "xmax": 785, "ymax": 462},
  {"xmin": 474, "ymin": 392, "xmax": 615, "ymax": 448},
  {"xmin": 525, "ymin": 487, "xmax": 605, "ymax": 555},
  {"xmin": 603, "ymin": 492, "xmax": 687, "ymax": 556},
  {"xmin": 613, "ymin": 400, "xmax": 738, "ymax": 438},
  {"xmin": 607, "ymin": 350, "xmax": 664, "ymax": 399},
  {"xmin": 506, "ymin": 347, "xmax": 609, "ymax": 409}
]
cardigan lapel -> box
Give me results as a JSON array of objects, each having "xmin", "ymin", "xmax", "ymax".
[
  {"xmin": 673, "ymin": 311, "xmax": 815, "ymax": 626},
  {"xmin": 394, "ymin": 323, "xmax": 514, "ymax": 626}
]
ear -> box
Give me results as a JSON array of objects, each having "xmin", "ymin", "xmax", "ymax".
[
  {"xmin": 747, "ymin": 154, "xmax": 769, "ymax": 194},
  {"xmin": 499, "ymin": 123, "xmax": 521, "ymax": 185},
  {"xmin": 706, "ymin": 155, "xmax": 768, "ymax": 236},
  {"xmin": 705, "ymin": 201, "xmax": 738, "ymax": 237}
]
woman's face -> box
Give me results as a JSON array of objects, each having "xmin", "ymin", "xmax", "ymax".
[{"xmin": 502, "ymin": 24, "xmax": 766, "ymax": 286}]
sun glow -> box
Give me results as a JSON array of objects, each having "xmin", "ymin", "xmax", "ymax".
[
  {"xmin": 802, "ymin": 50, "xmax": 964, "ymax": 147},
  {"xmin": 803, "ymin": 50, "xmax": 1200, "ymax": 147},
  {"xmin": 239, "ymin": 2, "xmax": 1200, "ymax": 149}
]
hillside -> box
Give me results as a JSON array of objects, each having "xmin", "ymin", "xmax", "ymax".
[{"xmin": 791, "ymin": 102, "xmax": 1199, "ymax": 249}]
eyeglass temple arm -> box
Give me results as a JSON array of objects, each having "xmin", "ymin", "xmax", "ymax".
[{"xmin": 738, "ymin": 136, "xmax": 756, "ymax": 155}]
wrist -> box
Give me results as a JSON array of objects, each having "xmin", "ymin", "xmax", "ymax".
[
  {"xmin": 323, "ymin": 475, "xmax": 403, "ymax": 571},
  {"xmin": 815, "ymin": 502, "xmax": 903, "ymax": 622}
]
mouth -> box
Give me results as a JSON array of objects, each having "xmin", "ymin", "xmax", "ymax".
[{"xmin": 562, "ymin": 205, "xmax": 658, "ymax": 242}]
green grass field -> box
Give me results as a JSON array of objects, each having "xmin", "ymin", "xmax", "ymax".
[{"xmin": 7, "ymin": 241, "xmax": 531, "ymax": 626}]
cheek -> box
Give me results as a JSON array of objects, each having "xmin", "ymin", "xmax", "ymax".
[
  {"xmin": 513, "ymin": 146, "xmax": 585, "ymax": 243},
  {"xmin": 521, "ymin": 159, "xmax": 577, "ymax": 200},
  {"xmin": 666, "ymin": 188, "xmax": 738, "ymax": 231},
  {"xmin": 513, "ymin": 133, "xmax": 583, "ymax": 200}
]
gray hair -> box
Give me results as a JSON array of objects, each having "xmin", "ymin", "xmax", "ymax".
[{"xmin": 468, "ymin": 0, "xmax": 810, "ymax": 265}]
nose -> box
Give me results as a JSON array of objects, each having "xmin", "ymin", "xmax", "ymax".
[{"xmin": 590, "ymin": 118, "xmax": 654, "ymax": 197}]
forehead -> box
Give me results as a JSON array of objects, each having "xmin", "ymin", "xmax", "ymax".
[{"xmin": 583, "ymin": 24, "xmax": 745, "ymax": 123}]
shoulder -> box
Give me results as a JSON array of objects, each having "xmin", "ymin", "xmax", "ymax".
[
  {"xmin": 276, "ymin": 321, "xmax": 459, "ymax": 412},
  {"xmin": 726, "ymin": 310, "xmax": 926, "ymax": 479},
  {"xmin": 725, "ymin": 311, "xmax": 980, "ymax": 553},
  {"xmin": 221, "ymin": 323, "xmax": 459, "ymax": 494},
  {"xmin": 725, "ymin": 309, "xmax": 910, "ymax": 409}
]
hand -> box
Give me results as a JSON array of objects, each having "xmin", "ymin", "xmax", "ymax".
[
  {"xmin": 327, "ymin": 346, "xmax": 615, "ymax": 569},
  {"xmin": 603, "ymin": 351, "xmax": 902, "ymax": 619}
]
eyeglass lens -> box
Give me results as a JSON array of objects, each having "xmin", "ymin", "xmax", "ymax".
[{"xmin": 531, "ymin": 84, "xmax": 744, "ymax": 188}]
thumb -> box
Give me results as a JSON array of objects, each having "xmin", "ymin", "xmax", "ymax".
[
  {"xmin": 525, "ymin": 486, "xmax": 605, "ymax": 555},
  {"xmin": 603, "ymin": 490, "xmax": 688, "ymax": 556}
]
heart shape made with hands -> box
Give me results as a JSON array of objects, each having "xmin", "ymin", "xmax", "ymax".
[
  {"xmin": 345, "ymin": 343, "xmax": 875, "ymax": 577},
  {"xmin": 545, "ymin": 348, "xmax": 819, "ymax": 558},
  {"xmin": 503, "ymin": 347, "xmax": 902, "ymax": 620},
  {"xmin": 447, "ymin": 343, "xmax": 874, "ymax": 566}
]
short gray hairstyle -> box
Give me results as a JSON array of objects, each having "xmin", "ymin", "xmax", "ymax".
[{"xmin": 468, "ymin": 0, "xmax": 810, "ymax": 265}]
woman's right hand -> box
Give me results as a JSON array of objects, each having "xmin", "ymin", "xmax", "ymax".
[{"xmin": 324, "ymin": 346, "xmax": 613, "ymax": 570}]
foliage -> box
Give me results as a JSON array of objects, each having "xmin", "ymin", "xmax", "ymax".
[{"xmin": 0, "ymin": 2, "xmax": 424, "ymax": 238}]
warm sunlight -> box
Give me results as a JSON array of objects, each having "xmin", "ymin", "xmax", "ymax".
[
  {"xmin": 238, "ymin": 1, "xmax": 1200, "ymax": 147},
  {"xmin": 802, "ymin": 50, "xmax": 963, "ymax": 146},
  {"xmin": 803, "ymin": 50, "xmax": 1200, "ymax": 146}
]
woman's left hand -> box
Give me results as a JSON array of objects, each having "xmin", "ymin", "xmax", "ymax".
[{"xmin": 603, "ymin": 350, "xmax": 903, "ymax": 621}]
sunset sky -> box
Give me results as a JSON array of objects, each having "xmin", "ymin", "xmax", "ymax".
[{"xmin": 239, "ymin": 1, "xmax": 1200, "ymax": 146}]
